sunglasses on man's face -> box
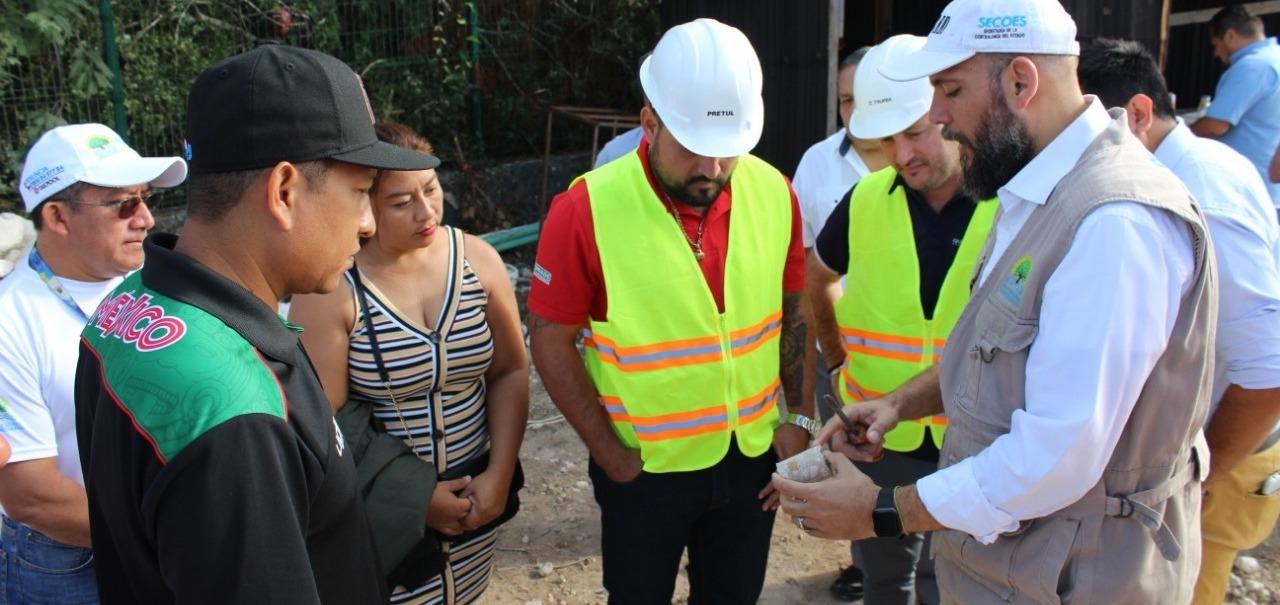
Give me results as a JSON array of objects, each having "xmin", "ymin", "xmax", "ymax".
[{"xmin": 56, "ymin": 190, "xmax": 160, "ymax": 220}]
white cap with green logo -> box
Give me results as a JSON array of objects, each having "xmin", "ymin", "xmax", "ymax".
[
  {"xmin": 19, "ymin": 123, "xmax": 187, "ymax": 212},
  {"xmin": 879, "ymin": 0, "xmax": 1080, "ymax": 82}
]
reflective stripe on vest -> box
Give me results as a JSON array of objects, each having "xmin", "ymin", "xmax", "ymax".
[
  {"xmin": 834, "ymin": 167, "xmax": 996, "ymax": 452},
  {"xmin": 579, "ymin": 151, "xmax": 792, "ymax": 473}
]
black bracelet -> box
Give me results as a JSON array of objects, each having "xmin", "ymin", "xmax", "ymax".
[{"xmin": 827, "ymin": 361, "xmax": 843, "ymax": 377}]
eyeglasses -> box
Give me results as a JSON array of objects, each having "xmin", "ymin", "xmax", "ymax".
[{"xmin": 54, "ymin": 190, "xmax": 161, "ymax": 220}]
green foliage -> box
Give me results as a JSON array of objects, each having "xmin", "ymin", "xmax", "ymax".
[
  {"xmin": 0, "ymin": 0, "xmax": 109, "ymax": 210},
  {"xmin": 0, "ymin": 0, "xmax": 660, "ymax": 216}
]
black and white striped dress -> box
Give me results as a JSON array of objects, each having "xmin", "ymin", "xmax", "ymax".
[{"xmin": 346, "ymin": 227, "xmax": 496, "ymax": 605}]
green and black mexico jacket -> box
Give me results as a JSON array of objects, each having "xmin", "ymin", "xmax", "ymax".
[{"xmin": 74, "ymin": 233, "xmax": 386, "ymax": 605}]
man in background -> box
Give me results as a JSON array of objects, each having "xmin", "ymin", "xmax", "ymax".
[
  {"xmin": 1191, "ymin": 4, "xmax": 1280, "ymax": 211},
  {"xmin": 792, "ymin": 44, "xmax": 887, "ymax": 602},
  {"xmin": 0, "ymin": 123, "xmax": 185, "ymax": 604}
]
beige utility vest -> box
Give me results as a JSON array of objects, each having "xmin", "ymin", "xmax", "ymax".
[{"xmin": 934, "ymin": 113, "xmax": 1217, "ymax": 605}]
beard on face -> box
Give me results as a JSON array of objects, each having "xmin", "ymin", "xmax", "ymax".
[
  {"xmin": 649, "ymin": 140, "xmax": 726, "ymax": 207},
  {"xmin": 946, "ymin": 90, "xmax": 1035, "ymax": 201}
]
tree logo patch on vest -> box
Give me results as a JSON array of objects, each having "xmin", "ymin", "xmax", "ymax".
[{"xmin": 1000, "ymin": 256, "xmax": 1032, "ymax": 306}]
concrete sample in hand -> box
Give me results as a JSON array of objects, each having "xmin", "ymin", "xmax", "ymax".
[{"xmin": 776, "ymin": 445, "xmax": 833, "ymax": 483}]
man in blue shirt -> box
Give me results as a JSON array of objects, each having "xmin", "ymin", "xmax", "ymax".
[{"xmin": 1192, "ymin": 4, "xmax": 1280, "ymax": 210}]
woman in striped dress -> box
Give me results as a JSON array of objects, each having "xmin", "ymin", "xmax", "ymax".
[{"xmin": 291, "ymin": 123, "xmax": 529, "ymax": 604}]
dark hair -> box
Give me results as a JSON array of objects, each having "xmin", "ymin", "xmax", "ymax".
[
  {"xmin": 185, "ymin": 160, "xmax": 328, "ymax": 223},
  {"xmin": 839, "ymin": 46, "xmax": 873, "ymax": 71},
  {"xmin": 1077, "ymin": 38, "xmax": 1176, "ymax": 120},
  {"xmin": 373, "ymin": 122, "xmax": 434, "ymax": 154},
  {"xmin": 371, "ymin": 122, "xmax": 434, "ymax": 191},
  {"xmin": 32, "ymin": 181, "xmax": 91, "ymax": 231},
  {"xmin": 1210, "ymin": 4, "xmax": 1263, "ymax": 39}
]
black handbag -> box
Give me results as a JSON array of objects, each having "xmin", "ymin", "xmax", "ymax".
[{"xmin": 349, "ymin": 263, "xmax": 523, "ymax": 588}]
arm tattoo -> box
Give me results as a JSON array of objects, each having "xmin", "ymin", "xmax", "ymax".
[{"xmin": 779, "ymin": 292, "xmax": 809, "ymax": 414}]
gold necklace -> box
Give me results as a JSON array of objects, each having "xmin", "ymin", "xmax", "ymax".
[{"xmin": 661, "ymin": 191, "xmax": 709, "ymax": 261}]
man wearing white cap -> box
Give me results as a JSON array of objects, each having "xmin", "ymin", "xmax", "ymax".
[
  {"xmin": 773, "ymin": 1, "xmax": 1217, "ymax": 603},
  {"xmin": 808, "ymin": 35, "xmax": 996, "ymax": 605},
  {"xmin": 530, "ymin": 18, "xmax": 809, "ymax": 604},
  {"xmin": 0, "ymin": 123, "xmax": 185, "ymax": 604}
]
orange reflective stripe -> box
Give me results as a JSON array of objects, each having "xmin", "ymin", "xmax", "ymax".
[
  {"xmin": 582, "ymin": 330, "xmax": 724, "ymax": 372},
  {"xmin": 847, "ymin": 344, "xmax": 925, "ymax": 363},
  {"xmin": 841, "ymin": 365, "xmax": 885, "ymax": 401},
  {"xmin": 596, "ymin": 385, "xmax": 784, "ymax": 442},
  {"xmin": 598, "ymin": 395, "xmax": 631, "ymax": 423},
  {"xmin": 736, "ymin": 379, "xmax": 781, "ymax": 425},
  {"xmin": 841, "ymin": 327, "xmax": 926, "ymax": 363},
  {"xmin": 927, "ymin": 414, "xmax": 948, "ymax": 426},
  {"xmin": 839, "ymin": 327, "xmax": 925, "ymax": 347},
  {"xmin": 600, "ymin": 397, "xmax": 730, "ymax": 442},
  {"xmin": 729, "ymin": 311, "xmax": 783, "ymax": 357}
]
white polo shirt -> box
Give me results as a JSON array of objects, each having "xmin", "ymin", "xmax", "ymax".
[
  {"xmin": 0, "ymin": 255, "xmax": 122, "ymax": 487},
  {"xmin": 1155, "ymin": 121, "xmax": 1280, "ymax": 422},
  {"xmin": 918, "ymin": 98, "xmax": 1199, "ymax": 543},
  {"xmin": 792, "ymin": 130, "xmax": 872, "ymax": 247}
]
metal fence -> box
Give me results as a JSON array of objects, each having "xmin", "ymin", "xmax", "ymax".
[{"xmin": 1, "ymin": 0, "xmax": 659, "ymax": 217}]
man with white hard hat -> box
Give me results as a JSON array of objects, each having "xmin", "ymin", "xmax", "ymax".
[
  {"xmin": 774, "ymin": 0, "xmax": 1217, "ymax": 602},
  {"xmin": 0, "ymin": 123, "xmax": 185, "ymax": 604},
  {"xmin": 529, "ymin": 18, "xmax": 810, "ymax": 604},
  {"xmin": 808, "ymin": 34, "xmax": 997, "ymax": 605}
]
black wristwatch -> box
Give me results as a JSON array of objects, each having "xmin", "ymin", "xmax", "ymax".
[{"xmin": 872, "ymin": 487, "xmax": 905, "ymax": 538}]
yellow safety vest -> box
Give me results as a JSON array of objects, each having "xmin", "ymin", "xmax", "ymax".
[
  {"xmin": 579, "ymin": 151, "xmax": 792, "ymax": 473},
  {"xmin": 834, "ymin": 167, "xmax": 997, "ymax": 451}
]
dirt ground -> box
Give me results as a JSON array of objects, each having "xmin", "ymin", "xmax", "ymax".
[{"xmin": 480, "ymin": 368, "xmax": 1280, "ymax": 605}]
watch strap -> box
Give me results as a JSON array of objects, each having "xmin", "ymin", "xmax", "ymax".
[
  {"xmin": 872, "ymin": 486, "xmax": 905, "ymax": 538},
  {"xmin": 784, "ymin": 412, "xmax": 819, "ymax": 434}
]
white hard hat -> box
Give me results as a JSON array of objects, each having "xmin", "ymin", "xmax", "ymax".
[
  {"xmin": 639, "ymin": 18, "xmax": 764, "ymax": 158},
  {"xmin": 848, "ymin": 35, "xmax": 936, "ymax": 140},
  {"xmin": 19, "ymin": 123, "xmax": 187, "ymax": 212}
]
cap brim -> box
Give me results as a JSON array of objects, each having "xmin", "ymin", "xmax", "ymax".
[
  {"xmin": 879, "ymin": 48, "xmax": 975, "ymax": 82},
  {"xmin": 331, "ymin": 140, "xmax": 440, "ymax": 171},
  {"xmin": 81, "ymin": 156, "xmax": 188, "ymax": 189}
]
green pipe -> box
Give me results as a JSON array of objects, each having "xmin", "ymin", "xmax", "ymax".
[
  {"xmin": 468, "ymin": 1, "xmax": 483, "ymax": 152},
  {"xmin": 98, "ymin": 0, "xmax": 129, "ymax": 141},
  {"xmin": 480, "ymin": 222, "xmax": 540, "ymax": 252}
]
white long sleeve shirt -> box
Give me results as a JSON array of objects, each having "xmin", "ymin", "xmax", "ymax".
[
  {"xmin": 1154, "ymin": 121, "xmax": 1280, "ymax": 420},
  {"xmin": 917, "ymin": 98, "xmax": 1197, "ymax": 543},
  {"xmin": 792, "ymin": 130, "xmax": 872, "ymax": 248}
]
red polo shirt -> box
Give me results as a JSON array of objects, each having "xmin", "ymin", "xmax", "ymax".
[{"xmin": 528, "ymin": 139, "xmax": 806, "ymax": 326}]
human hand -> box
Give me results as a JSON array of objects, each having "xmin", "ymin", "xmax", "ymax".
[
  {"xmin": 460, "ymin": 470, "xmax": 511, "ymax": 530},
  {"xmin": 600, "ymin": 447, "xmax": 644, "ymax": 484},
  {"xmin": 773, "ymin": 451, "xmax": 880, "ymax": 540},
  {"xmin": 815, "ymin": 398, "xmax": 899, "ymax": 462},
  {"xmin": 759, "ymin": 423, "xmax": 812, "ymax": 511},
  {"xmin": 426, "ymin": 476, "xmax": 474, "ymax": 537}
]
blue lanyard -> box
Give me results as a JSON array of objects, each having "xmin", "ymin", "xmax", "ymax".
[{"xmin": 27, "ymin": 248, "xmax": 88, "ymax": 321}]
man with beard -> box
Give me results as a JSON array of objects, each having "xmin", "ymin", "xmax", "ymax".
[
  {"xmin": 809, "ymin": 35, "xmax": 996, "ymax": 605},
  {"xmin": 772, "ymin": 0, "xmax": 1217, "ymax": 603},
  {"xmin": 528, "ymin": 18, "xmax": 810, "ymax": 604}
]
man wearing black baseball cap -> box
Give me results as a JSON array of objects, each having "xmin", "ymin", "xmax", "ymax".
[{"xmin": 74, "ymin": 44, "xmax": 438, "ymax": 604}]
